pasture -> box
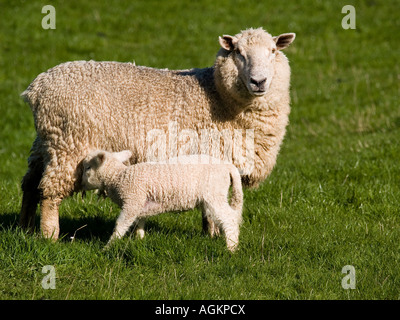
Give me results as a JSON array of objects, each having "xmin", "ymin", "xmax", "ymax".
[{"xmin": 0, "ymin": 0, "xmax": 399, "ymax": 300}]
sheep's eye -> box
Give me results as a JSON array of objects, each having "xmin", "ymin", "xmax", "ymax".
[
  {"xmin": 85, "ymin": 165, "xmax": 91, "ymax": 171},
  {"xmin": 272, "ymin": 48, "xmax": 276, "ymax": 54}
]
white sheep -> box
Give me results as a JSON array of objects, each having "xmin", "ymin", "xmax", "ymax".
[
  {"xmin": 81, "ymin": 150, "xmax": 243, "ymax": 252},
  {"xmin": 19, "ymin": 27, "xmax": 295, "ymax": 239}
]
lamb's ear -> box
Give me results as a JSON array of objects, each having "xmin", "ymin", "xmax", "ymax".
[
  {"xmin": 219, "ymin": 35, "xmax": 238, "ymax": 51},
  {"xmin": 113, "ymin": 150, "xmax": 132, "ymax": 164},
  {"xmin": 95, "ymin": 152, "xmax": 106, "ymax": 166},
  {"xmin": 273, "ymin": 33, "xmax": 296, "ymax": 50}
]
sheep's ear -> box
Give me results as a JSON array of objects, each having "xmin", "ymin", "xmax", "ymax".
[
  {"xmin": 113, "ymin": 150, "xmax": 132, "ymax": 164},
  {"xmin": 273, "ymin": 33, "xmax": 296, "ymax": 50},
  {"xmin": 219, "ymin": 35, "xmax": 238, "ymax": 51}
]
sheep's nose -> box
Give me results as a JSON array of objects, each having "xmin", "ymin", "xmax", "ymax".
[{"xmin": 250, "ymin": 77, "xmax": 267, "ymax": 91}]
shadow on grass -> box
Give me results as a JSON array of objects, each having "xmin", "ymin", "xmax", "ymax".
[
  {"xmin": 0, "ymin": 210, "xmax": 205, "ymax": 245},
  {"xmin": 0, "ymin": 211, "xmax": 113, "ymax": 243},
  {"xmin": 0, "ymin": 212, "xmax": 20, "ymax": 232}
]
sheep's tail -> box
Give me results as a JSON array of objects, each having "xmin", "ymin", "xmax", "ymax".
[
  {"xmin": 21, "ymin": 72, "xmax": 46, "ymax": 113},
  {"xmin": 21, "ymin": 86, "xmax": 39, "ymax": 113},
  {"xmin": 228, "ymin": 165, "xmax": 243, "ymax": 213}
]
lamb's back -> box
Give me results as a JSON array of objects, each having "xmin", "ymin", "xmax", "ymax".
[{"xmin": 120, "ymin": 163, "xmax": 229, "ymax": 210}]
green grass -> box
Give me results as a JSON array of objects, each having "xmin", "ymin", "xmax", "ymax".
[{"xmin": 1, "ymin": 0, "xmax": 399, "ymax": 300}]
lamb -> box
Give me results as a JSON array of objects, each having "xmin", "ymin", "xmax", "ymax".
[
  {"xmin": 19, "ymin": 27, "xmax": 295, "ymax": 240},
  {"xmin": 81, "ymin": 150, "xmax": 243, "ymax": 252}
]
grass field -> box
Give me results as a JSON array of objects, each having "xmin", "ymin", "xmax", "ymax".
[{"xmin": 0, "ymin": 0, "xmax": 399, "ymax": 300}]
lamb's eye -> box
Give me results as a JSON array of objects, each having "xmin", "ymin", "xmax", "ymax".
[
  {"xmin": 235, "ymin": 48, "xmax": 245, "ymax": 59},
  {"xmin": 85, "ymin": 166, "xmax": 91, "ymax": 171},
  {"xmin": 272, "ymin": 48, "xmax": 276, "ymax": 54}
]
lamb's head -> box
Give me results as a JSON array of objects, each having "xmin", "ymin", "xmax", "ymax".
[
  {"xmin": 81, "ymin": 150, "xmax": 132, "ymax": 190},
  {"xmin": 216, "ymin": 28, "xmax": 295, "ymax": 99}
]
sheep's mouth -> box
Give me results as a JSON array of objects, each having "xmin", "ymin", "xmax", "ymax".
[
  {"xmin": 250, "ymin": 89, "xmax": 267, "ymax": 96},
  {"xmin": 248, "ymin": 87, "xmax": 267, "ymax": 97}
]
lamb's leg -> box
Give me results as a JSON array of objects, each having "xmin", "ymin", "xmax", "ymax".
[
  {"xmin": 135, "ymin": 218, "xmax": 146, "ymax": 239},
  {"xmin": 204, "ymin": 201, "xmax": 241, "ymax": 252},
  {"xmin": 219, "ymin": 203, "xmax": 241, "ymax": 252},
  {"xmin": 106, "ymin": 202, "xmax": 142, "ymax": 247},
  {"xmin": 135, "ymin": 200, "xmax": 164, "ymax": 239},
  {"xmin": 202, "ymin": 209, "xmax": 220, "ymax": 237}
]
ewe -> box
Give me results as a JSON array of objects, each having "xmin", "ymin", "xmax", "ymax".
[
  {"xmin": 20, "ymin": 27, "xmax": 295, "ymax": 239},
  {"xmin": 82, "ymin": 151, "xmax": 243, "ymax": 252}
]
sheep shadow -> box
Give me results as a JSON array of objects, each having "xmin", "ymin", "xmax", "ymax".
[
  {"xmin": 0, "ymin": 210, "xmax": 204, "ymax": 244},
  {"xmin": 0, "ymin": 212, "xmax": 20, "ymax": 229},
  {"xmin": 0, "ymin": 211, "xmax": 109, "ymax": 242},
  {"xmin": 58, "ymin": 215, "xmax": 116, "ymax": 242},
  {"xmin": 0, "ymin": 211, "xmax": 113, "ymax": 243}
]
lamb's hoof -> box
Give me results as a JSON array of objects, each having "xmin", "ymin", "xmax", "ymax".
[
  {"xmin": 209, "ymin": 225, "xmax": 221, "ymax": 238},
  {"xmin": 136, "ymin": 229, "xmax": 145, "ymax": 239}
]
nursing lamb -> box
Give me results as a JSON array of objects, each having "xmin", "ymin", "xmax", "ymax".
[{"xmin": 81, "ymin": 151, "xmax": 243, "ymax": 252}]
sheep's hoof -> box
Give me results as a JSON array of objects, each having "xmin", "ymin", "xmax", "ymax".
[{"xmin": 102, "ymin": 241, "xmax": 113, "ymax": 251}]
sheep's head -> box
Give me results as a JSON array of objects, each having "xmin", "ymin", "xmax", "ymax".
[
  {"xmin": 217, "ymin": 28, "xmax": 295, "ymax": 98},
  {"xmin": 81, "ymin": 150, "xmax": 132, "ymax": 190}
]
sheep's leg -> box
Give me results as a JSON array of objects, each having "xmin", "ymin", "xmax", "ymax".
[
  {"xmin": 40, "ymin": 197, "xmax": 62, "ymax": 240},
  {"xmin": 19, "ymin": 158, "xmax": 44, "ymax": 232},
  {"xmin": 38, "ymin": 151, "xmax": 81, "ymax": 240}
]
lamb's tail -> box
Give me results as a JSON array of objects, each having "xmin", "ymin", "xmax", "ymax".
[{"xmin": 229, "ymin": 165, "xmax": 243, "ymax": 213}]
